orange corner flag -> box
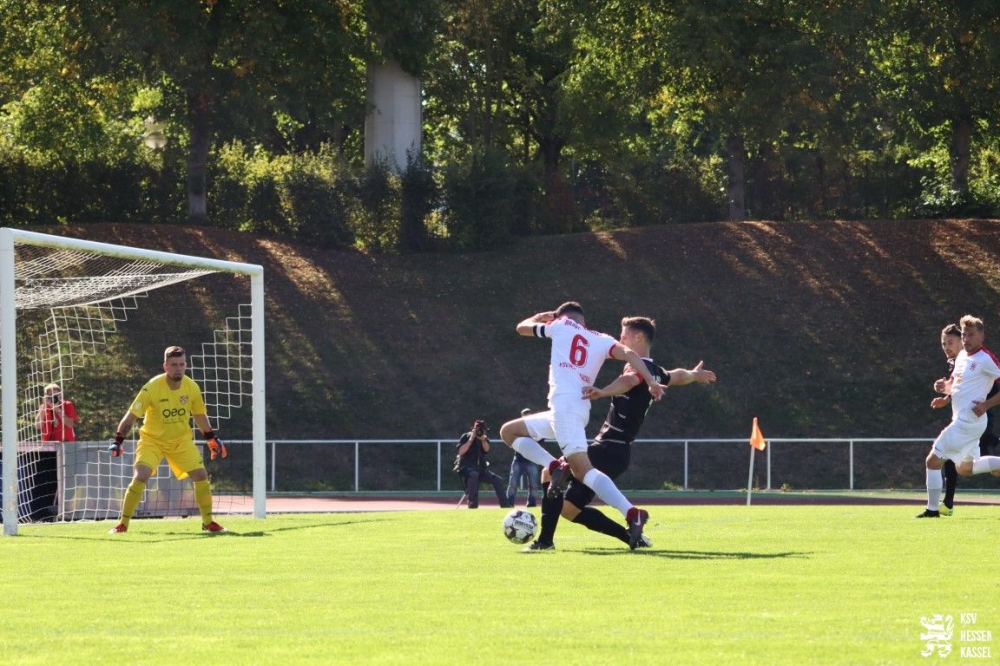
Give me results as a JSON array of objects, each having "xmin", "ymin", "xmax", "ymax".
[{"xmin": 750, "ymin": 417, "xmax": 767, "ymax": 451}]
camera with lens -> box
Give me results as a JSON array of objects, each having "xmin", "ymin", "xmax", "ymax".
[
  {"xmin": 473, "ymin": 419, "xmax": 486, "ymax": 438},
  {"xmin": 48, "ymin": 393, "xmax": 60, "ymax": 405}
]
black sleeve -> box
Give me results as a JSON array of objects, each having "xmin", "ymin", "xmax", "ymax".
[{"xmin": 457, "ymin": 433, "xmax": 471, "ymax": 449}]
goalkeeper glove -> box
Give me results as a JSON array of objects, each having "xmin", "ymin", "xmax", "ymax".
[
  {"xmin": 108, "ymin": 432, "xmax": 125, "ymax": 457},
  {"xmin": 204, "ymin": 431, "xmax": 227, "ymax": 460}
]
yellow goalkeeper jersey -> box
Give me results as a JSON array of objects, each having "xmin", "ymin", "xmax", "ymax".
[{"xmin": 129, "ymin": 374, "xmax": 206, "ymax": 445}]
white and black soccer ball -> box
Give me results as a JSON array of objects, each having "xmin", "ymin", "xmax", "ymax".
[{"xmin": 502, "ymin": 509, "xmax": 537, "ymax": 544}]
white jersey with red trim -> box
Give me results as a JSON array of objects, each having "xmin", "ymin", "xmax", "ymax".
[
  {"xmin": 534, "ymin": 316, "xmax": 619, "ymax": 405},
  {"xmin": 950, "ymin": 347, "xmax": 1000, "ymax": 419}
]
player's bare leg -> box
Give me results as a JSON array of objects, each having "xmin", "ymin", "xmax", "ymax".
[{"xmin": 500, "ymin": 417, "xmax": 558, "ymax": 471}]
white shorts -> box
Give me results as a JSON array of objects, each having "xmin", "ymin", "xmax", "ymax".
[
  {"xmin": 522, "ymin": 397, "xmax": 590, "ymax": 457},
  {"xmin": 932, "ymin": 416, "xmax": 987, "ymax": 464}
]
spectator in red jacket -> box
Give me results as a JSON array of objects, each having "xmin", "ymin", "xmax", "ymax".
[{"xmin": 36, "ymin": 383, "xmax": 78, "ymax": 442}]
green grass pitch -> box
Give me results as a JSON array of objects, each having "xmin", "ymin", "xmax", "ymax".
[{"xmin": 1, "ymin": 505, "xmax": 997, "ymax": 665}]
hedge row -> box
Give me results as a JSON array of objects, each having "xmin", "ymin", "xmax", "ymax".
[{"xmin": 3, "ymin": 142, "xmax": 998, "ymax": 250}]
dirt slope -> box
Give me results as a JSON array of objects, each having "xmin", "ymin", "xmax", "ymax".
[{"xmin": 41, "ymin": 218, "xmax": 1000, "ymax": 444}]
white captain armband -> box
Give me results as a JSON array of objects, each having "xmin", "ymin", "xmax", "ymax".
[{"xmin": 533, "ymin": 323, "xmax": 548, "ymax": 338}]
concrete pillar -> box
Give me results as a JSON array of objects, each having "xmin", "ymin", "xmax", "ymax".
[{"xmin": 364, "ymin": 59, "xmax": 422, "ymax": 172}]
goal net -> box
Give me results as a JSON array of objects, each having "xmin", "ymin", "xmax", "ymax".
[{"xmin": 0, "ymin": 228, "xmax": 266, "ymax": 536}]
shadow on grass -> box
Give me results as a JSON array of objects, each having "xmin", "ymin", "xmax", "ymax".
[
  {"xmin": 229, "ymin": 517, "xmax": 385, "ymax": 538},
  {"xmin": 14, "ymin": 517, "xmax": 388, "ymax": 543},
  {"xmin": 580, "ymin": 548, "xmax": 813, "ymax": 560}
]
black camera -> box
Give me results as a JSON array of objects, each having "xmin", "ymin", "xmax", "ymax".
[
  {"xmin": 48, "ymin": 394, "xmax": 60, "ymax": 404},
  {"xmin": 474, "ymin": 428, "xmax": 484, "ymax": 437}
]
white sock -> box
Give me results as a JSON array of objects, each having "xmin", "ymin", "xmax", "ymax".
[
  {"xmin": 582, "ymin": 468, "xmax": 631, "ymax": 517},
  {"xmin": 926, "ymin": 468, "xmax": 942, "ymax": 510},
  {"xmin": 972, "ymin": 456, "xmax": 1000, "ymax": 475},
  {"xmin": 511, "ymin": 437, "xmax": 556, "ymax": 469}
]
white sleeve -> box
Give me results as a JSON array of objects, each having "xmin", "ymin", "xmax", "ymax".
[
  {"xmin": 534, "ymin": 320, "xmax": 557, "ymax": 339},
  {"xmin": 601, "ymin": 335, "xmax": 619, "ymax": 359}
]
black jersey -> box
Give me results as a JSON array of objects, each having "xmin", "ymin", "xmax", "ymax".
[{"xmin": 593, "ymin": 358, "xmax": 669, "ymax": 446}]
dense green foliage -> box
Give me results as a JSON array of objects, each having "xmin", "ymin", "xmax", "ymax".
[{"xmin": 3, "ymin": 2, "xmax": 1000, "ymax": 245}]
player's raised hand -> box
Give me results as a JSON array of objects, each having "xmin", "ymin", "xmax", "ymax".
[
  {"xmin": 205, "ymin": 432, "xmax": 227, "ymax": 460},
  {"xmin": 691, "ymin": 361, "xmax": 717, "ymax": 384},
  {"xmin": 649, "ymin": 382, "xmax": 666, "ymax": 401},
  {"xmin": 107, "ymin": 432, "xmax": 125, "ymax": 457}
]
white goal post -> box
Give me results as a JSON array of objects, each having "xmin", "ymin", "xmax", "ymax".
[{"xmin": 0, "ymin": 228, "xmax": 266, "ymax": 536}]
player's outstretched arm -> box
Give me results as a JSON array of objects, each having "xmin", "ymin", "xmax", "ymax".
[
  {"xmin": 583, "ymin": 374, "xmax": 642, "ymax": 401},
  {"xmin": 667, "ymin": 361, "xmax": 717, "ymax": 387},
  {"xmin": 613, "ymin": 346, "xmax": 666, "ymax": 400},
  {"xmin": 516, "ymin": 311, "xmax": 556, "ymax": 336}
]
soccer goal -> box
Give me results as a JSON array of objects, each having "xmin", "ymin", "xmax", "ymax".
[{"xmin": 0, "ymin": 228, "xmax": 266, "ymax": 536}]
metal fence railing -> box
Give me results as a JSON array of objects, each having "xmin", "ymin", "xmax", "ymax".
[{"xmin": 212, "ymin": 438, "xmax": 943, "ymax": 494}]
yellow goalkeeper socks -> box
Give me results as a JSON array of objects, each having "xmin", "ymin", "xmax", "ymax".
[
  {"xmin": 194, "ymin": 479, "xmax": 214, "ymax": 524},
  {"xmin": 120, "ymin": 479, "xmax": 146, "ymax": 527}
]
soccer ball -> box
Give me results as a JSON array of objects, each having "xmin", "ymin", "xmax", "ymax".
[{"xmin": 502, "ymin": 509, "xmax": 537, "ymax": 544}]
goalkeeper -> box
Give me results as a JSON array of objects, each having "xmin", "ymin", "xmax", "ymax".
[{"xmin": 107, "ymin": 345, "xmax": 228, "ymax": 534}]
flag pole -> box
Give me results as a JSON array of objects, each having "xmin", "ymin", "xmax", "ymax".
[{"xmin": 748, "ymin": 417, "xmax": 766, "ymax": 507}]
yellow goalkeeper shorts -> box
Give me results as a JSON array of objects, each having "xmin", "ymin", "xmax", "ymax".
[{"xmin": 135, "ymin": 437, "xmax": 205, "ymax": 480}]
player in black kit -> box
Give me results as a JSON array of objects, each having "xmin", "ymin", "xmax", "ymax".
[{"xmin": 524, "ymin": 316, "xmax": 716, "ymax": 551}]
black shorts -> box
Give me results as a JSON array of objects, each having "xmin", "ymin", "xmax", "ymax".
[{"xmin": 564, "ymin": 440, "xmax": 631, "ymax": 509}]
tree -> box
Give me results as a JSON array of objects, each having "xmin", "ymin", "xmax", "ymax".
[
  {"xmin": 572, "ymin": 1, "xmax": 861, "ymax": 221},
  {"xmin": 0, "ymin": 3, "xmax": 141, "ymax": 164},
  {"xmin": 867, "ymin": 1, "xmax": 1000, "ymax": 203},
  {"xmin": 423, "ymin": 0, "xmax": 579, "ymax": 171},
  {"xmin": 69, "ymin": 0, "xmax": 372, "ymax": 223},
  {"xmin": 364, "ymin": 0, "xmax": 443, "ymax": 77},
  {"xmin": 420, "ymin": 0, "xmax": 589, "ymax": 234}
]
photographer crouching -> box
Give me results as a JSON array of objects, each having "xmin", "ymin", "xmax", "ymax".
[{"xmin": 455, "ymin": 419, "xmax": 511, "ymax": 509}]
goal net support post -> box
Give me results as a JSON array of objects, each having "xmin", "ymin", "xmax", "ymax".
[{"xmin": 0, "ymin": 228, "xmax": 266, "ymax": 536}]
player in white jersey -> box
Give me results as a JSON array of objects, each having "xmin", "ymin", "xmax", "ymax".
[
  {"xmin": 918, "ymin": 315, "xmax": 1000, "ymax": 517},
  {"xmin": 499, "ymin": 301, "xmax": 666, "ymax": 548}
]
